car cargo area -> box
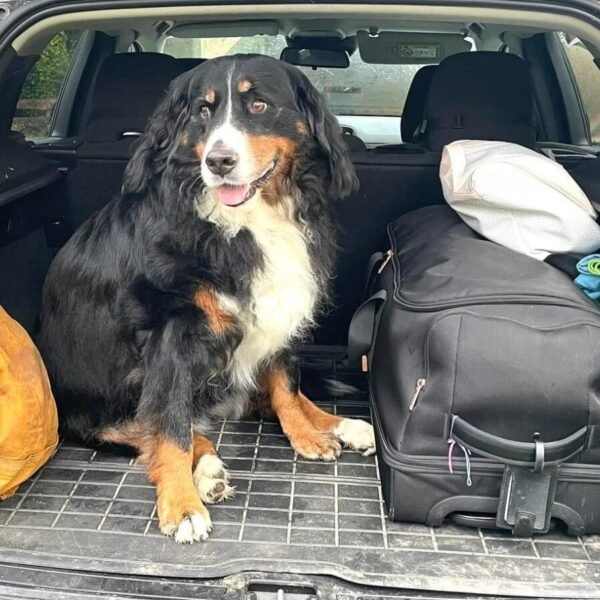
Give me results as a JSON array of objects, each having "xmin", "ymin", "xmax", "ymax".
[
  {"xmin": 2, "ymin": 1, "xmax": 600, "ymax": 598},
  {"xmin": 2, "ymin": 351, "xmax": 600, "ymax": 599}
]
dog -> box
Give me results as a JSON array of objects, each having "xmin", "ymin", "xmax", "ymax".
[{"xmin": 38, "ymin": 54, "xmax": 375, "ymax": 544}]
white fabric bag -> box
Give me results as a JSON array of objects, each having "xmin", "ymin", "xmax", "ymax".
[{"xmin": 440, "ymin": 140, "xmax": 600, "ymax": 260}]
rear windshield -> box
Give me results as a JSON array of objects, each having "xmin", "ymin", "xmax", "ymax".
[{"xmin": 162, "ymin": 35, "xmax": 431, "ymax": 117}]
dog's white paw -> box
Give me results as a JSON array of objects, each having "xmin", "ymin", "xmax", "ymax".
[
  {"xmin": 193, "ymin": 454, "xmax": 235, "ymax": 504},
  {"xmin": 171, "ymin": 512, "xmax": 212, "ymax": 544},
  {"xmin": 333, "ymin": 418, "xmax": 376, "ymax": 456}
]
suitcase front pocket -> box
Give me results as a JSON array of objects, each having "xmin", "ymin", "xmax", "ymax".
[
  {"xmin": 402, "ymin": 312, "xmax": 600, "ymax": 457},
  {"xmin": 449, "ymin": 313, "xmax": 599, "ymax": 445}
]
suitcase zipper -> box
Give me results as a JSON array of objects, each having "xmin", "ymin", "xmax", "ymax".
[
  {"xmin": 408, "ymin": 378, "xmax": 426, "ymax": 411},
  {"xmin": 377, "ymin": 249, "xmax": 394, "ymax": 274}
]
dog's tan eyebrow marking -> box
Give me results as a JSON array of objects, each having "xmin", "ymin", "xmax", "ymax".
[
  {"xmin": 237, "ymin": 79, "xmax": 253, "ymax": 93},
  {"xmin": 204, "ymin": 89, "xmax": 215, "ymax": 103}
]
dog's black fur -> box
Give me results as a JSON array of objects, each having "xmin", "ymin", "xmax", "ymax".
[{"xmin": 38, "ymin": 54, "xmax": 357, "ymax": 453}]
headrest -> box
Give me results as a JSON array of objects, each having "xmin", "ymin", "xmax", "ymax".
[
  {"xmin": 401, "ymin": 65, "xmax": 436, "ymax": 143},
  {"xmin": 83, "ymin": 53, "xmax": 182, "ymax": 143},
  {"xmin": 423, "ymin": 52, "xmax": 536, "ymax": 151},
  {"xmin": 176, "ymin": 57, "xmax": 207, "ymax": 73}
]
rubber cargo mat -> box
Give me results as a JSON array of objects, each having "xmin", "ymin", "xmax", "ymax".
[{"xmin": 1, "ymin": 351, "xmax": 600, "ymax": 598}]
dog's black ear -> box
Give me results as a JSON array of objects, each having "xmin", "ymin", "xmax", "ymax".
[
  {"xmin": 123, "ymin": 74, "xmax": 193, "ymax": 196},
  {"xmin": 290, "ymin": 69, "xmax": 358, "ymax": 199}
]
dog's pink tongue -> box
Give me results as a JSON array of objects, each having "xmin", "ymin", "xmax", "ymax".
[{"xmin": 217, "ymin": 184, "xmax": 249, "ymax": 206}]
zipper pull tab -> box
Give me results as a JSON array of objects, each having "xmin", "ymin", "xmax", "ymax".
[
  {"xmin": 361, "ymin": 354, "xmax": 368, "ymax": 373},
  {"xmin": 408, "ymin": 378, "xmax": 426, "ymax": 411},
  {"xmin": 377, "ymin": 249, "xmax": 394, "ymax": 274}
]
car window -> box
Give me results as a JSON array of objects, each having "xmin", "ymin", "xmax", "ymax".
[
  {"xmin": 162, "ymin": 35, "xmax": 430, "ymax": 118},
  {"xmin": 559, "ymin": 33, "xmax": 600, "ymax": 145},
  {"xmin": 12, "ymin": 30, "xmax": 84, "ymax": 140}
]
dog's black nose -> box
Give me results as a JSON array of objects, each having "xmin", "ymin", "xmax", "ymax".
[{"xmin": 206, "ymin": 145, "xmax": 238, "ymax": 176}]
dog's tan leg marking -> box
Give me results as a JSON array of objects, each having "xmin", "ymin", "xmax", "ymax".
[
  {"xmin": 192, "ymin": 432, "xmax": 234, "ymax": 504},
  {"xmin": 266, "ymin": 369, "xmax": 341, "ymax": 460},
  {"xmin": 297, "ymin": 393, "xmax": 376, "ymax": 456},
  {"xmin": 148, "ymin": 438, "xmax": 212, "ymax": 543},
  {"xmin": 99, "ymin": 423, "xmax": 211, "ymax": 543}
]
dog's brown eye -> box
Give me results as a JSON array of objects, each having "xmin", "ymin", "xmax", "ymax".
[
  {"xmin": 200, "ymin": 106, "xmax": 211, "ymax": 119},
  {"xmin": 250, "ymin": 100, "xmax": 268, "ymax": 114}
]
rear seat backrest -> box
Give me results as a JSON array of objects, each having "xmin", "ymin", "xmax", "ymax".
[
  {"xmin": 70, "ymin": 53, "xmax": 185, "ymax": 225},
  {"xmin": 373, "ymin": 65, "xmax": 436, "ymax": 153},
  {"xmin": 423, "ymin": 51, "xmax": 537, "ymax": 151},
  {"xmin": 82, "ymin": 52, "xmax": 183, "ymax": 148},
  {"xmin": 176, "ymin": 57, "xmax": 206, "ymax": 72},
  {"xmin": 400, "ymin": 65, "xmax": 436, "ymax": 144}
]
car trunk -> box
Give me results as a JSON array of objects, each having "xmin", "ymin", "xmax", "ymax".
[
  {"xmin": 2, "ymin": 1, "xmax": 600, "ymax": 598},
  {"xmin": 2, "ymin": 163, "xmax": 600, "ymax": 600}
]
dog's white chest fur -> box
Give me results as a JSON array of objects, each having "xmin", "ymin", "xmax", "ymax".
[{"xmin": 205, "ymin": 196, "xmax": 318, "ymax": 389}]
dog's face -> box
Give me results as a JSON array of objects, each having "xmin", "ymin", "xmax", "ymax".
[
  {"xmin": 187, "ymin": 55, "xmax": 307, "ymax": 207},
  {"xmin": 124, "ymin": 54, "xmax": 357, "ymax": 207}
]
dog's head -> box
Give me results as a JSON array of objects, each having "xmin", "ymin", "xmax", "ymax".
[{"xmin": 124, "ymin": 54, "xmax": 358, "ymax": 209}]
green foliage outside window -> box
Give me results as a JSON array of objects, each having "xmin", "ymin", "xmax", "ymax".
[{"xmin": 13, "ymin": 30, "xmax": 82, "ymax": 139}]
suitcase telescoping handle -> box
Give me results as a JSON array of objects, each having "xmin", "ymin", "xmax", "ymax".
[
  {"xmin": 348, "ymin": 290, "xmax": 387, "ymax": 371},
  {"xmin": 450, "ymin": 415, "xmax": 588, "ymax": 536}
]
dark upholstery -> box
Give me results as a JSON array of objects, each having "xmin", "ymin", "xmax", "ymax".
[
  {"xmin": 176, "ymin": 57, "xmax": 206, "ymax": 72},
  {"xmin": 342, "ymin": 132, "xmax": 367, "ymax": 151},
  {"xmin": 401, "ymin": 65, "xmax": 436, "ymax": 143},
  {"xmin": 83, "ymin": 52, "xmax": 182, "ymax": 144},
  {"xmin": 570, "ymin": 157, "xmax": 600, "ymax": 214},
  {"xmin": 70, "ymin": 53, "xmax": 187, "ymax": 224},
  {"xmin": 424, "ymin": 52, "xmax": 536, "ymax": 151}
]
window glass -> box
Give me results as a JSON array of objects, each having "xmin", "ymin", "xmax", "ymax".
[
  {"xmin": 163, "ymin": 35, "xmax": 431, "ymax": 117},
  {"xmin": 12, "ymin": 30, "xmax": 83, "ymax": 139},
  {"xmin": 559, "ymin": 32, "xmax": 600, "ymax": 144}
]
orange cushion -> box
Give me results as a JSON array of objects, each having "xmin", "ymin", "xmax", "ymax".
[{"xmin": 0, "ymin": 307, "xmax": 58, "ymax": 499}]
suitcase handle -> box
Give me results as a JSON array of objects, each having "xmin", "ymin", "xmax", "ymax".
[
  {"xmin": 348, "ymin": 290, "xmax": 387, "ymax": 369},
  {"xmin": 450, "ymin": 415, "xmax": 588, "ymax": 468}
]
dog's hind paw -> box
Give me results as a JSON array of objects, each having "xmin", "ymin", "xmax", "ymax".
[
  {"xmin": 333, "ymin": 418, "xmax": 376, "ymax": 456},
  {"xmin": 193, "ymin": 454, "xmax": 235, "ymax": 504}
]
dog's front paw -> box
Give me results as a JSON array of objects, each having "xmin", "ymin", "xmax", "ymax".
[
  {"xmin": 158, "ymin": 496, "xmax": 212, "ymax": 543},
  {"xmin": 193, "ymin": 454, "xmax": 235, "ymax": 504},
  {"xmin": 289, "ymin": 429, "xmax": 342, "ymax": 461},
  {"xmin": 333, "ymin": 418, "xmax": 376, "ymax": 456}
]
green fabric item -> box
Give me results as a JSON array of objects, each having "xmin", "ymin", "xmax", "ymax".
[{"xmin": 587, "ymin": 259, "xmax": 600, "ymax": 276}]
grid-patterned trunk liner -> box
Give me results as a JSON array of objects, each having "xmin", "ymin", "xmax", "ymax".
[{"xmin": 2, "ymin": 352, "xmax": 600, "ymax": 598}]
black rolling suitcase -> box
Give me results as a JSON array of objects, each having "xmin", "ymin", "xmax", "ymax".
[{"xmin": 349, "ymin": 205, "xmax": 600, "ymax": 536}]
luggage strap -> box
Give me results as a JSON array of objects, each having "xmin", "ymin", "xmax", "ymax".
[
  {"xmin": 450, "ymin": 415, "xmax": 588, "ymax": 536},
  {"xmin": 347, "ymin": 290, "xmax": 387, "ymax": 370}
]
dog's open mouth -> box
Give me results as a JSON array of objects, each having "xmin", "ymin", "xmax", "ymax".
[{"xmin": 216, "ymin": 161, "xmax": 277, "ymax": 207}]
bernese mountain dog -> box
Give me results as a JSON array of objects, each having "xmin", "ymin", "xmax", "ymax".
[{"xmin": 38, "ymin": 54, "xmax": 375, "ymax": 544}]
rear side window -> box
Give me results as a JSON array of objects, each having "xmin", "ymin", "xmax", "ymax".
[
  {"xmin": 559, "ymin": 33, "xmax": 600, "ymax": 144},
  {"xmin": 12, "ymin": 30, "xmax": 83, "ymax": 140}
]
